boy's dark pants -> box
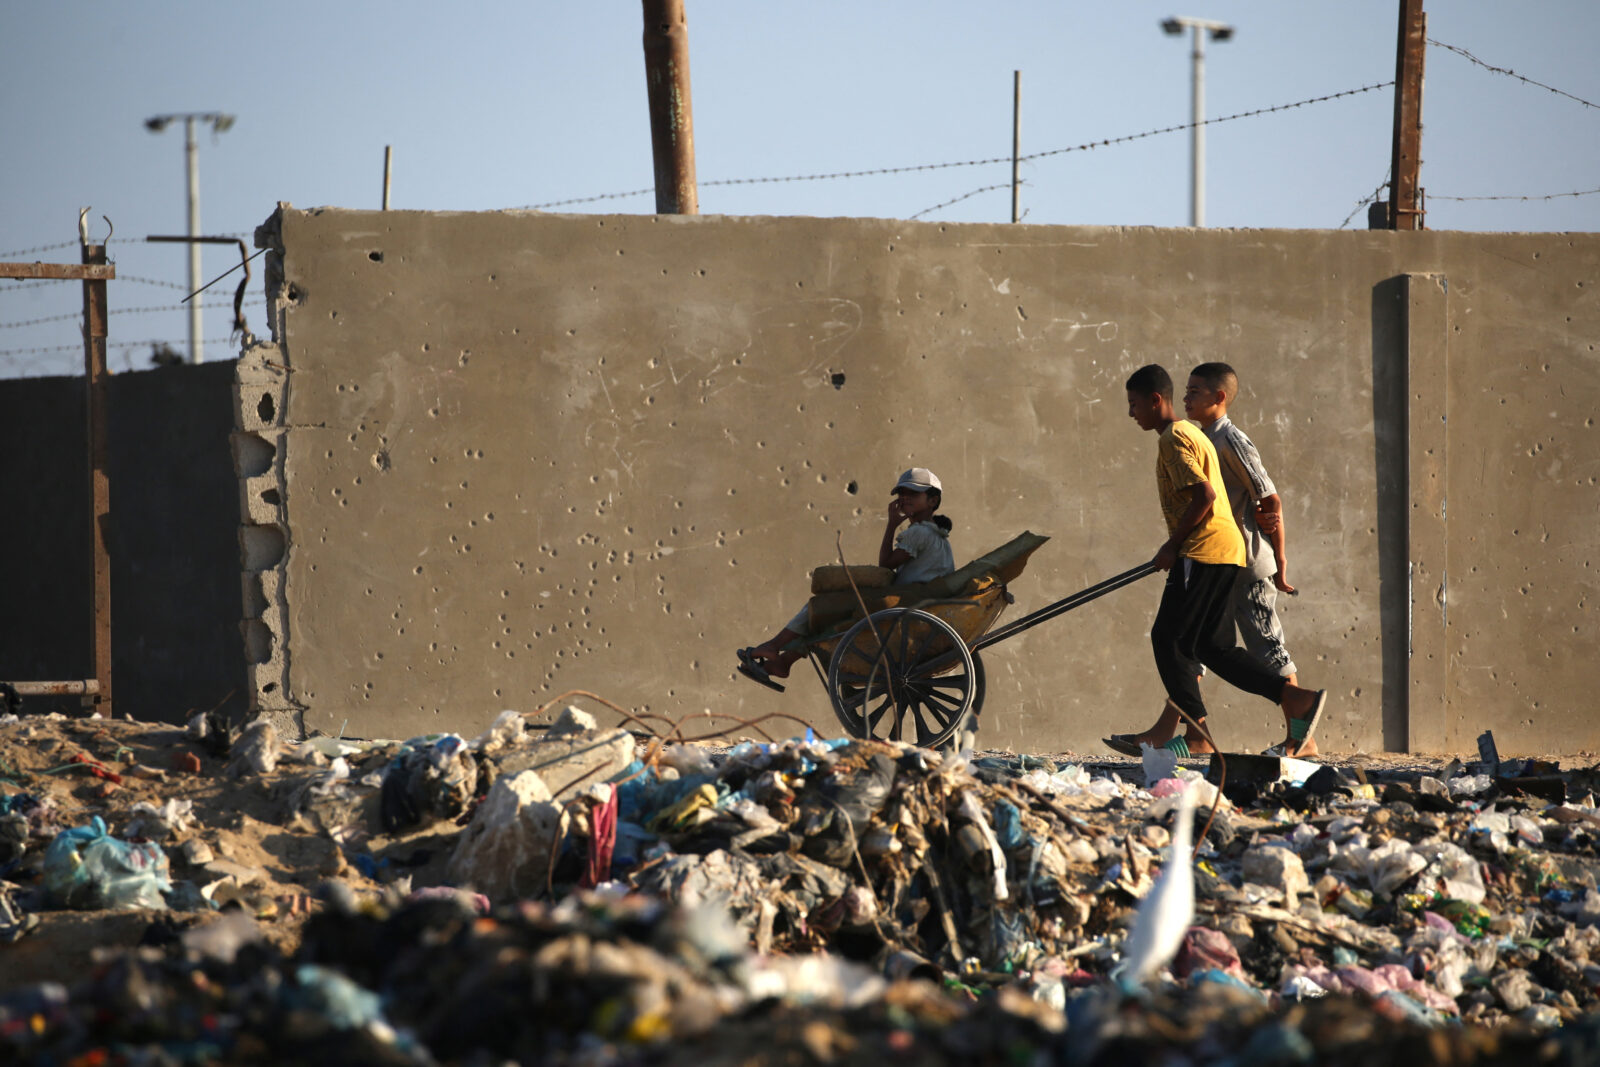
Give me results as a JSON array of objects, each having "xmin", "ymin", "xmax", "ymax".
[{"xmin": 1152, "ymin": 560, "xmax": 1288, "ymax": 725}]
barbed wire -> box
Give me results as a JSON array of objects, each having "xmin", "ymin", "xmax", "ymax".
[
  {"xmin": 1430, "ymin": 186, "xmax": 1600, "ymax": 203},
  {"xmin": 0, "ymin": 299, "xmax": 266, "ymax": 332},
  {"xmin": 516, "ymin": 82, "xmax": 1394, "ymax": 212},
  {"xmin": 1, "ymin": 275, "xmax": 194, "ymax": 298},
  {"xmin": 1430, "ymin": 39, "xmax": 1599, "ymax": 111},
  {"xmin": 112, "ymin": 275, "xmax": 194, "ymax": 291},
  {"xmin": 0, "ymin": 233, "xmax": 254, "ymax": 262},
  {"xmin": 1020, "ymin": 82, "xmax": 1393, "ymax": 165},
  {"xmin": 1339, "ymin": 169, "xmax": 1392, "ymax": 229},
  {"xmin": 0, "ymin": 336, "xmax": 246, "ymax": 359},
  {"xmin": 910, "ymin": 182, "xmax": 1017, "ymax": 220},
  {"xmin": 0, "ymin": 239, "xmax": 79, "ymax": 259}
]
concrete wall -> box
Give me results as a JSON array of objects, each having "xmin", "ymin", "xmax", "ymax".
[
  {"xmin": 241, "ymin": 206, "xmax": 1600, "ymax": 755},
  {"xmin": 0, "ymin": 362, "xmax": 248, "ymax": 722}
]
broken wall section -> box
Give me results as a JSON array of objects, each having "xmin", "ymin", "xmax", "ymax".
[{"xmin": 231, "ymin": 212, "xmax": 297, "ymax": 736}]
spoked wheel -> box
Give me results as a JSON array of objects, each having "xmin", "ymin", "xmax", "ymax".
[{"xmin": 827, "ymin": 608, "xmax": 981, "ymax": 749}]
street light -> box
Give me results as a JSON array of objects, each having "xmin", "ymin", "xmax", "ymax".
[
  {"xmin": 1161, "ymin": 16, "xmax": 1233, "ymax": 227},
  {"xmin": 145, "ymin": 112, "xmax": 234, "ymax": 363}
]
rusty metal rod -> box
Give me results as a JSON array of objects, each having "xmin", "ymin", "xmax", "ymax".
[
  {"xmin": 1388, "ymin": 0, "xmax": 1426, "ymax": 229},
  {"xmin": 0, "ymin": 262, "xmax": 116, "ymax": 281}
]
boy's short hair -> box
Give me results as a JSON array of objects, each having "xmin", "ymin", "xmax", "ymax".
[
  {"xmin": 1191, "ymin": 361, "xmax": 1240, "ymax": 395},
  {"xmin": 1125, "ymin": 364, "xmax": 1173, "ymax": 399}
]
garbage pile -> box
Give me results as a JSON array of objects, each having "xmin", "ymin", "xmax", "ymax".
[{"xmin": 2, "ymin": 705, "xmax": 1600, "ymax": 1064}]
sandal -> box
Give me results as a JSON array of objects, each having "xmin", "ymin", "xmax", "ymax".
[
  {"xmin": 736, "ymin": 660, "xmax": 785, "ymax": 693},
  {"xmin": 1103, "ymin": 733, "xmax": 1143, "ymax": 757},
  {"xmin": 1271, "ymin": 689, "xmax": 1327, "ymax": 757}
]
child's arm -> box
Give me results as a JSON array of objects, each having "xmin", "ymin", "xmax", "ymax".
[
  {"xmin": 1155, "ymin": 482, "xmax": 1216, "ymax": 572},
  {"xmin": 880, "ymin": 499, "xmax": 911, "ymax": 569},
  {"xmin": 1255, "ymin": 494, "xmax": 1296, "ymax": 594}
]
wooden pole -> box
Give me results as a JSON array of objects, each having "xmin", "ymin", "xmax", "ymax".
[
  {"xmin": 642, "ymin": 0, "xmax": 699, "ymax": 214},
  {"xmin": 81, "ymin": 234, "xmax": 113, "ymax": 716},
  {"xmin": 1389, "ymin": 0, "xmax": 1426, "ymax": 229}
]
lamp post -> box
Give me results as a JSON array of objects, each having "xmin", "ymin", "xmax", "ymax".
[
  {"xmin": 1161, "ymin": 17, "xmax": 1233, "ymax": 227},
  {"xmin": 145, "ymin": 112, "xmax": 234, "ymax": 363}
]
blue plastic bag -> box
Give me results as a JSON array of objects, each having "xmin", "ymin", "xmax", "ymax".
[{"xmin": 43, "ymin": 816, "xmax": 171, "ymax": 910}]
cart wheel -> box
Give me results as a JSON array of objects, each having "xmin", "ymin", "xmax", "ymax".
[{"xmin": 827, "ymin": 608, "xmax": 979, "ymax": 749}]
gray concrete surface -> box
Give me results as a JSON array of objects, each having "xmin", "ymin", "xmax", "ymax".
[{"xmin": 240, "ymin": 206, "xmax": 1600, "ymax": 755}]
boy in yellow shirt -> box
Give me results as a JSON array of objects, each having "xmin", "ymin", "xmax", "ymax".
[{"xmin": 1110, "ymin": 364, "xmax": 1326, "ymax": 758}]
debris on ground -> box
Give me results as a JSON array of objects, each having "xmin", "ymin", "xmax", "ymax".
[{"xmin": 1, "ymin": 705, "xmax": 1599, "ymax": 1064}]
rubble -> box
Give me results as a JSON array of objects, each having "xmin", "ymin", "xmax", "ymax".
[{"xmin": 0, "ymin": 707, "xmax": 1597, "ymax": 1063}]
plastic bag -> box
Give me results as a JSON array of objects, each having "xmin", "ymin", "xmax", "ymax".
[{"xmin": 43, "ymin": 816, "xmax": 171, "ymax": 910}]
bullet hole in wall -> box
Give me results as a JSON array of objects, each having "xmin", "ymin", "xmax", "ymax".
[
  {"xmin": 831, "ymin": 372, "xmax": 846, "ymax": 389},
  {"xmin": 258, "ymin": 393, "xmax": 276, "ymax": 423}
]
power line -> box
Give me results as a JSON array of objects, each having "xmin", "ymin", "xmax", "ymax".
[
  {"xmin": 516, "ymin": 82, "xmax": 1393, "ymax": 211},
  {"xmin": 1430, "ymin": 39, "xmax": 1600, "ymax": 111}
]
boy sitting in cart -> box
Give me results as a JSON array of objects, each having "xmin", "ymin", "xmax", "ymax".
[{"xmin": 736, "ymin": 467, "xmax": 953, "ymax": 692}]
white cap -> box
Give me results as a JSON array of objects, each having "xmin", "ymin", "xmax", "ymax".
[{"xmin": 892, "ymin": 467, "xmax": 942, "ymax": 494}]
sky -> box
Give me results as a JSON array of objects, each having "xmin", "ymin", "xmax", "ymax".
[{"xmin": 2, "ymin": 1, "xmax": 1596, "ymax": 378}]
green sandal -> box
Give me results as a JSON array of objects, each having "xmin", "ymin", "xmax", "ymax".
[{"xmin": 1286, "ymin": 689, "xmax": 1328, "ymax": 746}]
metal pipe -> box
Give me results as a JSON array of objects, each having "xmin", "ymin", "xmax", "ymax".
[
  {"xmin": 1011, "ymin": 70, "xmax": 1021, "ymax": 224},
  {"xmin": 8, "ymin": 680, "xmax": 100, "ymax": 696},
  {"xmin": 972, "ymin": 563, "xmax": 1158, "ymax": 652},
  {"xmin": 1191, "ymin": 24, "xmax": 1205, "ymax": 227},
  {"xmin": 383, "ymin": 145, "xmax": 394, "ymax": 210},
  {"xmin": 641, "ymin": 0, "xmax": 699, "ymax": 214},
  {"xmin": 185, "ymin": 116, "xmax": 203, "ymax": 363}
]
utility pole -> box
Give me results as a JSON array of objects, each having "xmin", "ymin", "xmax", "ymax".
[
  {"xmin": 1388, "ymin": 0, "xmax": 1426, "ymax": 229},
  {"xmin": 641, "ymin": 0, "xmax": 699, "ymax": 214},
  {"xmin": 1011, "ymin": 71, "xmax": 1022, "ymax": 224},
  {"xmin": 145, "ymin": 112, "xmax": 234, "ymax": 361},
  {"xmin": 1162, "ymin": 16, "xmax": 1234, "ymax": 227}
]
